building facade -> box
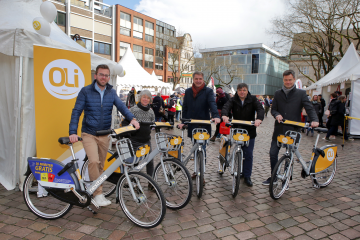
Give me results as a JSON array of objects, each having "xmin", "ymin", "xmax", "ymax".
[
  {"xmin": 199, "ymin": 44, "xmax": 289, "ymax": 96},
  {"xmin": 51, "ymin": 0, "xmax": 115, "ymax": 60},
  {"xmin": 178, "ymin": 33, "xmax": 194, "ymax": 89},
  {"xmin": 115, "ymin": 5, "xmax": 179, "ymax": 84}
]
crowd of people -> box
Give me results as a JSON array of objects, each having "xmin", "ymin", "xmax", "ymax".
[{"xmin": 68, "ymin": 64, "xmax": 351, "ymax": 206}]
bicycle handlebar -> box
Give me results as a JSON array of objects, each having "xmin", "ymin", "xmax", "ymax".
[
  {"xmin": 96, "ymin": 129, "xmax": 113, "ymax": 136},
  {"xmin": 225, "ymin": 120, "xmax": 255, "ymax": 127}
]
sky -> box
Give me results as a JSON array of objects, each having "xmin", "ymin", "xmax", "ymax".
[{"xmin": 103, "ymin": 0, "xmax": 287, "ymax": 52}]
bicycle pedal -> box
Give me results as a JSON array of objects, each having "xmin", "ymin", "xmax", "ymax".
[{"xmin": 301, "ymin": 169, "xmax": 308, "ymax": 179}]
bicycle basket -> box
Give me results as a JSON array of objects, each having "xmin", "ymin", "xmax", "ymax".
[
  {"xmin": 231, "ymin": 128, "xmax": 250, "ymax": 146},
  {"xmin": 155, "ymin": 133, "xmax": 182, "ymax": 152},
  {"xmin": 192, "ymin": 128, "xmax": 210, "ymax": 143},
  {"xmin": 115, "ymin": 139, "xmax": 150, "ymax": 167}
]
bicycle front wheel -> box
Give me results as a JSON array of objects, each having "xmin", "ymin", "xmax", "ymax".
[
  {"xmin": 153, "ymin": 159, "xmax": 192, "ymax": 209},
  {"xmin": 232, "ymin": 151, "xmax": 242, "ymax": 198},
  {"xmin": 23, "ymin": 173, "xmax": 72, "ymax": 220},
  {"xmin": 269, "ymin": 156, "xmax": 292, "ymax": 200},
  {"xmin": 81, "ymin": 156, "xmax": 116, "ymax": 197},
  {"xmin": 195, "ymin": 151, "xmax": 204, "ymax": 198},
  {"xmin": 118, "ymin": 172, "xmax": 166, "ymax": 228},
  {"xmin": 312, "ymin": 158, "xmax": 337, "ymax": 188}
]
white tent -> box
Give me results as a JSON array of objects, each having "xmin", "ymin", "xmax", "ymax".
[
  {"xmin": 0, "ymin": 0, "xmax": 121, "ymax": 190},
  {"xmin": 116, "ymin": 47, "xmax": 171, "ymax": 93},
  {"xmin": 306, "ymin": 43, "xmax": 360, "ymax": 135}
]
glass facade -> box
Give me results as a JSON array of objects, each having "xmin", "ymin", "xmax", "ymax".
[{"xmin": 201, "ymin": 48, "xmax": 288, "ymax": 95}]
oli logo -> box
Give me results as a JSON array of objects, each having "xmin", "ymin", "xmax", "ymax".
[
  {"xmin": 282, "ymin": 137, "xmax": 288, "ymax": 144},
  {"xmin": 33, "ymin": 21, "xmax": 41, "ymax": 30},
  {"xmin": 174, "ymin": 138, "xmax": 179, "ymax": 144},
  {"xmin": 327, "ymin": 148, "xmax": 335, "ymax": 161},
  {"xmin": 141, "ymin": 148, "xmax": 146, "ymax": 156},
  {"xmin": 42, "ymin": 59, "xmax": 85, "ymax": 99},
  {"xmin": 238, "ymin": 135, "xmax": 244, "ymax": 141},
  {"xmin": 199, "ymin": 134, "xmax": 204, "ymax": 140}
]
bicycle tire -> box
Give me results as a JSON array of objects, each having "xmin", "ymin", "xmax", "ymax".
[
  {"xmin": 117, "ymin": 172, "xmax": 166, "ymax": 228},
  {"xmin": 269, "ymin": 155, "xmax": 292, "ymax": 200},
  {"xmin": 312, "ymin": 157, "xmax": 337, "ymax": 188},
  {"xmin": 23, "ymin": 173, "xmax": 72, "ymax": 220},
  {"xmin": 153, "ymin": 158, "xmax": 192, "ymax": 209},
  {"xmin": 232, "ymin": 151, "xmax": 242, "ymax": 198},
  {"xmin": 195, "ymin": 151, "xmax": 204, "ymax": 198},
  {"xmin": 81, "ymin": 156, "xmax": 116, "ymax": 197}
]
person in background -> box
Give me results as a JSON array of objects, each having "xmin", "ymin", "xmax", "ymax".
[
  {"xmin": 210, "ymin": 88, "xmax": 228, "ymax": 142},
  {"xmin": 229, "ymin": 92, "xmax": 234, "ymax": 98},
  {"xmin": 324, "ymin": 94, "xmax": 349, "ymax": 141},
  {"xmin": 122, "ymin": 90, "xmax": 155, "ymax": 177},
  {"xmin": 326, "ymin": 93, "xmax": 338, "ymax": 140},
  {"xmin": 175, "ymin": 93, "xmax": 183, "ymax": 122},
  {"xmin": 318, "ymin": 94, "xmax": 326, "ymax": 127},
  {"xmin": 152, "ymin": 92, "xmax": 165, "ymax": 122},
  {"xmin": 166, "ymin": 94, "xmax": 176, "ymax": 124},
  {"xmin": 258, "ymin": 96, "xmax": 265, "ymax": 108},
  {"xmin": 307, "ymin": 95, "xmax": 322, "ymax": 137},
  {"xmin": 264, "ymin": 96, "xmax": 271, "ymax": 117}
]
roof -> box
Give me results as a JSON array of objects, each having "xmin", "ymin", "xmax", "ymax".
[{"xmin": 199, "ymin": 43, "xmax": 282, "ymax": 57}]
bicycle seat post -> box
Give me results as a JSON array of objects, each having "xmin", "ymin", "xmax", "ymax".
[{"xmin": 68, "ymin": 143, "xmax": 77, "ymax": 161}]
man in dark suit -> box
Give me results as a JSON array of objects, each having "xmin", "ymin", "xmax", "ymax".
[{"xmin": 262, "ymin": 70, "xmax": 319, "ymax": 185}]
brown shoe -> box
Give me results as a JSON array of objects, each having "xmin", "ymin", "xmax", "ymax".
[
  {"xmin": 191, "ymin": 172, "xmax": 196, "ymax": 179},
  {"xmin": 210, "ymin": 136, "xmax": 216, "ymax": 142}
]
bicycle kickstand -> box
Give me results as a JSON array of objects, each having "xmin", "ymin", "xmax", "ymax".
[{"xmin": 87, "ymin": 206, "xmax": 98, "ymax": 214}]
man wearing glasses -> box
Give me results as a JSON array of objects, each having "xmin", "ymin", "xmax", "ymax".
[{"xmin": 69, "ymin": 64, "xmax": 139, "ymax": 207}]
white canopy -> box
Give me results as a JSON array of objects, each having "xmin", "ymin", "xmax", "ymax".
[
  {"xmin": 307, "ymin": 43, "xmax": 360, "ymax": 90},
  {"xmin": 116, "ymin": 47, "xmax": 171, "ymax": 90}
]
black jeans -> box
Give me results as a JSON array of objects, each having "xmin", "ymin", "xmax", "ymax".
[
  {"xmin": 269, "ymin": 139, "xmax": 281, "ymax": 174},
  {"xmin": 130, "ymin": 140, "xmax": 154, "ymax": 176}
]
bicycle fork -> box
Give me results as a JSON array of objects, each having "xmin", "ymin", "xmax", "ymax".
[
  {"xmin": 122, "ymin": 166, "xmax": 147, "ymax": 204},
  {"xmin": 194, "ymin": 145, "xmax": 206, "ymax": 175}
]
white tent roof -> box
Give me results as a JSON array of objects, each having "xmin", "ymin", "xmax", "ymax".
[
  {"xmin": 307, "ymin": 43, "xmax": 360, "ymax": 89},
  {"xmin": 0, "ymin": 0, "xmax": 119, "ymax": 75},
  {"xmin": 117, "ymin": 47, "xmax": 170, "ymax": 88}
]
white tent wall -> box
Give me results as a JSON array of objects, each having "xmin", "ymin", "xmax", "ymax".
[{"xmin": 350, "ymin": 80, "xmax": 360, "ymax": 135}]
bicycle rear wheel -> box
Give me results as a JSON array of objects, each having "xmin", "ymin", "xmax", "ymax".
[
  {"xmin": 153, "ymin": 159, "xmax": 192, "ymax": 209},
  {"xmin": 81, "ymin": 156, "xmax": 116, "ymax": 197},
  {"xmin": 269, "ymin": 156, "xmax": 292, "ymax": 200},
  {"xmin": 195, "ymin": 151, "xmax": 204, "ymax": 198},
  {"xmin": 312, "ymin": 158, "xmax": 337, "ymax": 188},
  {"xmin": 232, "ymin": 151, "xmax": 242, "ymax": 198},
  {"xmin": 23, "ymin": 173, "xmax": 72, "ymax": 220},
  {"xmin": 118, "ymin": 172, "xmax": 166, "ymax": 228}
]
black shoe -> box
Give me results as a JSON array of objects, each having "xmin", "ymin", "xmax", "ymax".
[
  {"xmin": 244, "ymin": 177, "xmax": 253, "ymax": 187},
  {"xmin": 262, "ymin": 177, "xmax": 271, "ymax": 185}
]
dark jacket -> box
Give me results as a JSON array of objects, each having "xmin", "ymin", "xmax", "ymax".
[
  {"xmin": 320, "ymin": 98, "xmax": 326, "ymax": 114},
  {"xmin": 69, "ymin": 80, "xmax": 134, "ymax": 136},
  {"xmin": 152, "ymin": 96, "xmax": 165, "ymax": 118},
  {"xmin": 222, "ymin": 92, "xmax": 264, "ymax": 139},
  {"xmin": 182, "ymin": 86, "xmax": 219, "ymax": 137},
  {"xmin": 328, "ymin": 99, "xmax": 345, "ymax": 126},
  {"xmin": 271, "ymin": 87, "xmax": 318, "ymax": 140},
  {"xmin": 167, "ymin": 98, "xmax": 176, "ymax": 115},
  {"xmin": 311, "ymin": 101, "xmax": 322, "ymax": 115}
]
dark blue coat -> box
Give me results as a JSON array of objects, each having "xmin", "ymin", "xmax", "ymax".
[
  {"xmin": 69, "ymin": 80, "xmax": 134, "ymax": 136},
  {"xmin": 182, "ymin": 86, "xmax": 219, "ymax": 137}
]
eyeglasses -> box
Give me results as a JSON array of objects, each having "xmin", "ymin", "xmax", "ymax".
[{"xmin": 98, "ymin": 73, "xmax": 110, "ymax": 78}]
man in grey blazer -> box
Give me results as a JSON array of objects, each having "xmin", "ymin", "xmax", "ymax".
[{"xmin": 262, "ymin": 70, "xmax": 319, "ymax": 185}]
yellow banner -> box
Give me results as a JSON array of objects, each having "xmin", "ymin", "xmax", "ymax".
[{"xmin": 34, "ymin": 45, "xmax": 91, "ymax": 159}]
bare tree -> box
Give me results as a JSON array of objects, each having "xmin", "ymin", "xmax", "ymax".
[{"xmin": 268, "ymin": 0, "xmax": 360, "ymax": 82}]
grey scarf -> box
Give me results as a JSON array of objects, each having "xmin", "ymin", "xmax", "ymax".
[{"xmin": 282, "ymin": 84, "xmax": 296, "ymax": 96}]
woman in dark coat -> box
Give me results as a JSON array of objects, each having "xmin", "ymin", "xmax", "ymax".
[
  {"xmin": 152, "ymin": 93, "xmax": 165, "ymax": 122},
  {"xmin": 307, "ymin": 95, "xmax": 322, "ymax": 137},
  {"xmin": 210, "ymin": 88, "xmax": 228, "ymax": 142},
  {"xmin": 324, "ymin": 93, "xmax": 344, "ymax": 141},
  {"xmin": 166, "ymin": 95, "xmax": 176, "ymax": 124}
]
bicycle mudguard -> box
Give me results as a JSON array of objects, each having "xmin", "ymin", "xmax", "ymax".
[
  {"xmin": 27, "ymin": 157, "xmax": 76, "ymax": 189},
  {"xmin": 310, "ymin": 145, "xmax": 337, "ymax": 174},
  {"xmin": 219, "ymin": 136, "xmax": 230, "ymax": 159}
]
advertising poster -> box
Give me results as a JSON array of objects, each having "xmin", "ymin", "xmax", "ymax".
[{"xmin": 34, "ymin": 45, "xmax": 91, "ymax": 162}]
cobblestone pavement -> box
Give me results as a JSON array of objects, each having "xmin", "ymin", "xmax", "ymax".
[{"xmin": 1, "ymin": 117, "xmax": 360, "ymax": 239}]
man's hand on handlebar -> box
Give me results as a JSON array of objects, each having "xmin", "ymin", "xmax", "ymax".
[
  {"xmin": 222, "ymin": 116, "xmax": 229, "ymax": 123},
  {"xmin": 276, "ymin": 115, "xmax": 283, "ymax": 123},
  {"xmin": 69, "ymin": 134, "xmax": 79, "ymax": 143},
  {"xmin": 212, "ymin": 118, "xmax": 221, "ymax": 124},
  {"xmin": 177, "ymin": 123, "xmax": 185, "ymax": 129},
  {"xmin": 254, "ymin": 119, "xmax": 262, "ymax": 127},
  {"xmin": 311, "ymin": 121, "xmax": 319, "ymax": 128},
  {"xmin": 131, "ymin": 119, "xmax": 140, "ymax": 129}
]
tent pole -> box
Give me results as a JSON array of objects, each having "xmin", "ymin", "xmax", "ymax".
[{"xmin": 15, "ymin": 56, "xmax": 23, "ymax": 191}]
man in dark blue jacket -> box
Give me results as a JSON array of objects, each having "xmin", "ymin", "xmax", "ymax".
[
  {"xmin": 178, "ymin": 71, "xmax": 220, "ymax": 182},
  {"xmin": 69, "ymin": 64, "xmax": 139, "ymax": 207}
]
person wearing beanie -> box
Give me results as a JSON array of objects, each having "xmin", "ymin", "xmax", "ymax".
[{"xmin": 122, "ymin": 89, "xmax": 155, "ymax": 177}]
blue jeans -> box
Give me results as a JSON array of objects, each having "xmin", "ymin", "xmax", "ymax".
[
  {"xmin": 242, "ymin": 138, "xmax": 255, "ymax": 178},
  {"xmin": 269, "ymin": 139, "xmax": 281, "ymax": 174},
  {"xmin": 155, "ymin": 116, "xmax": 162, "ymax": 122},
  {"xmin": 176, "ymin": 111, "xmax": 181, "ymax": 121}
]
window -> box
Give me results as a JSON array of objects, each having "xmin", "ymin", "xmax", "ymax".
[
  {"xmin": 145, "ymin": 21, "xmax": 154, "ymax": 42},
  {"xmin": 156, "ymin": 25, "xmax": 164, "ymax": 33},
  {"xmin": 94, "ymin": 41, "xmax": 111, "ymax": 55},
  {"xmin": 251, "ymin": 54, "xmax": 259, "ymax": 73},
  {"xmin": 73, "ymin": 36, "xmax": 92, "ymax": 51},
  {"xmin": 120, "ymin": 42, "xmax": 130, "ymax": 59},
  {"xmin": 55, "ymin": 12, "xmax": 66, "ymax": 26},
  {"xmin": 300, "ymin": 66, "xmax": 309, "ymax": 75},
  {"xmin": 120, "ymin": 12, "xmax": 131, "ymax": 36},
  {"xmin": 156, "ymin": 38, "xmax": 163, "ymax": 46},
  {"xmin": 133, "ymin": 45, "xmax": 143, "ymax": 66},
  {"xmin": 145, "ymin": 48, "xmax": 154, "ymax": 68},
  {"xmin": 133, "ymin": 17, "xmax": 143, "ymax": 39}
]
